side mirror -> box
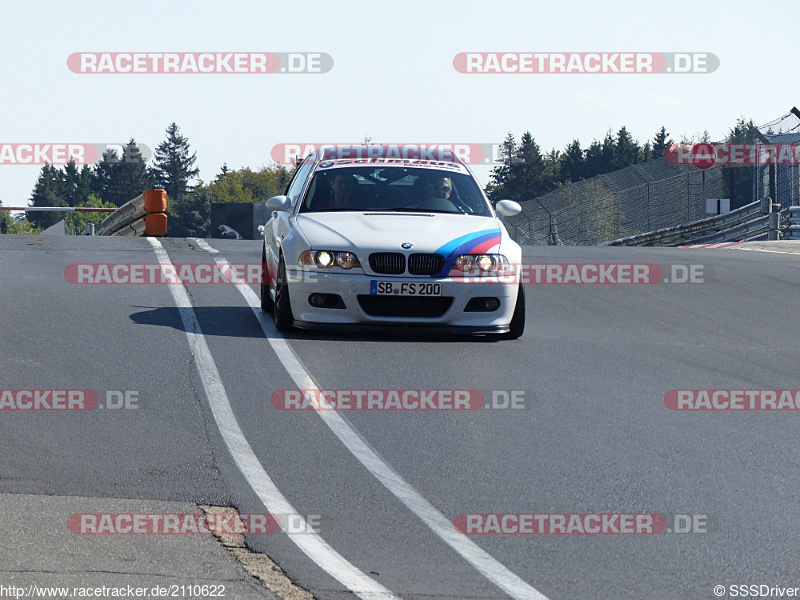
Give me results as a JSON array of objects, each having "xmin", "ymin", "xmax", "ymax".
[
  {"xmin": 495, "ymin": 199, "xmax": 522, "ymax": 217},
  {"xmin": 266, "ymin": 195, "xmax": 292, "ymax": 212}
]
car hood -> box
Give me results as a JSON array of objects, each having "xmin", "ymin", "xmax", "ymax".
[{"xmin": 294, "ymin": 212, "xmax": 509, "ymax": 257}]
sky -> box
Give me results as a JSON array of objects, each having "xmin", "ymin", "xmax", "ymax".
[{"xmin": 1, "ymin": 0, "xmax": 798, "ymax": 206}]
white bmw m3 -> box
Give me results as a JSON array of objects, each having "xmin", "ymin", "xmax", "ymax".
[{"xmin": 261, "ymin": 147, "xmax": 525, "ymax": 338}]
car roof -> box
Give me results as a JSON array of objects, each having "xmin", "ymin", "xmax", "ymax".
[{"xmin": 303, "ymin": 145, "xmax": 472, "ymax": 176}]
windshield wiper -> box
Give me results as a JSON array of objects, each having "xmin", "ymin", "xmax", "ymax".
[{"xmin": 370, "ymin": 207, "xmax": 461, "ymax": 214}]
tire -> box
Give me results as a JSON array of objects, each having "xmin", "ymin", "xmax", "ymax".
[
  {"xmin": 500, "ymin": 285, "xmax": 525, "ymax": 340},
  {"xmin": 273, "ymin": 256, "xmax": 294, "ymax": 332},
  {"xmin": 260, "ymin": 244, "xmax": 274, "ymax": 312}
]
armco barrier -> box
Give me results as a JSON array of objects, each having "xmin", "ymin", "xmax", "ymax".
[
  {"xmin": 781, "ymin": 206, "xmax": 800, "ymax": 240},
  {"xmin": 97, "ymin": 189, "xmax": 167, "ymax": 237},
  {"xmin": 602, "ymin": 198, "xmax": 781, "ymax": 247}
]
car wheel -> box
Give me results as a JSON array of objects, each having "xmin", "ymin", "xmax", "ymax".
[
  {"xmin": 273, "ymin": 256, "xmax": 294, "ymax": 332},
  {"xmin": 260, "ymin": 244, "xmax": 274, "ymax": 312},
  {"xmin": 500, "ymin": 285, "xmax": 525, "ymax": 340}
]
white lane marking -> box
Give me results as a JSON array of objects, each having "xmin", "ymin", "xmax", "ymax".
[
  {"xmin": 193, "ymin": 239, "xmax": 550, "ymax": 600},
  {"xmin": 147, "ymin": 237, "xmax": 398, "ymax": 600},
  {"xmin": 733, "ymin": 247, "xmax": 800, "ymax": 255},
  {"xmin": 194, "ymin": 238, "xmax": 219, "ymax": 254}
]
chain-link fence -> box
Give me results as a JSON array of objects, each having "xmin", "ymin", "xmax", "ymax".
[
  {"xmin": 503, "ymin": 158, "xmax": 725, "ymax": 245},
  {"xmin": 504, "ymin": 109, "xmax": 800, "ymax": 246},
  {"xmin": 756, "ymin": 110, "xmax": 800, "ymax": 210}
]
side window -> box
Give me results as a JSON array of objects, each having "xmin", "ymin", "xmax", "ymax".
[{"xmin": 285, "ymin": 158, "xmax": 315, "ymax": 208}]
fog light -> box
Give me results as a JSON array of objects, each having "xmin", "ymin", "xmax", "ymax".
[
  {"xmin": 308, "ymin": 293, "xmax": 346, "ymax": 309},
  {"xmin": 309, "ymin": 293, "xmax": 326, "ymax": 307},
  {"xmin": 464, "ymin": 297, "xmax": 501, "ymax": 312}
]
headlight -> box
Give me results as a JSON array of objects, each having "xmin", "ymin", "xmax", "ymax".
[
  {"xmin": 475, "ymin": 255, "xmax": 496, "ymax": 272},
  {"xmin": 452, "ymin": 254, "xmax": 508, "ymax": 274},
  {"xmin": 316, "ymin": 251, "xmax": 334, "ymax": 268},
  {"xmin": 299, "ymin": 250, "xmax": 361, "ymax": 270},
  {"xmin": 336, "ymin": 252, "xmax": 359, "ymax": 269}
]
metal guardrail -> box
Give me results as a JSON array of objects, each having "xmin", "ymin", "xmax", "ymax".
[
  {"xmin": 602, "ymin": 198, "xmax": 781, "ymax": 247},
  {"xmin": 780, "ymin": 206, "xmax": 800, "ymax": 240},
  {"xmin": 1, "ymin": 190, "xmax": 167, "ymax": 237},
  {"xmin": 0, "ymin": 206, "xmax": 116, "ymax": 213},
  {"xmin": 97, "ymin": 189, "xmax": 167, "ymax": 237}
]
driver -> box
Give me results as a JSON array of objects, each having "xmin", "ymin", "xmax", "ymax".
[
  {"xmin": 424, "ymin": 176, "xmax": 453, "ymax": 201},
  {"xmin": 329, "ymin": 172, "xmax": 358, "ymax": 209}
]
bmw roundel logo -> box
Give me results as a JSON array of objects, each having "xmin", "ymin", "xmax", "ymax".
[{"xmin": 401, "ymin": 242, "xmax": 413, "ymax": 249}]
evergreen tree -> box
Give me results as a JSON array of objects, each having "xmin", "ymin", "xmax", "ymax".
[
  {"xmin": 584, "ymin": 139, "xmax": 604, "ymax": 178},
  {"xmin": 724, "ymin": 117, "xmax": 758, "ymax": 207},
  {"xmin": 543, "ymin": 149, "xmax": 561, "ymax": 190},
  {"xmin": 62, "ymin": 159, "xmax": 94, "ymax": 207},
  {"xmin": 560, "ymin": 139, "xmax": 584, "ymax": 183},
  {"xmin": 638, "ymin": 141, "xmax": 653, "ymax": 163},
  {"xmin": 113, "ymin": 139, "xmax": 153, "ymax": 205},
  {"xmin": 92, "ymin": 148, "xmax": 120, "ymax": 201},
  {"xmin": 91, "ymin": 140, "xmax": 153, "ymax": 206},
  {"xmin": 27, "ymin": 164, "xmax": 67, "ymax": 229},
  {"xmin": 168, "ymin": 187, "xmax": 211, "ymax": 238},
  {"xmin": 601, "ymin": 132, "xmax": 615, "ymax": 170},
  {"xmin": 512, "ymin": 131, "xmax": 545, "ymax": 200},
  {"xmin": 486, "ymin": 133, "xmax": 517, "ymax": 202},
  {"xmin": 612, "ymin": 126, "xmax": 639, "ymax": 170},
  {"xmin": 151, "ymin": 123, "xmax": 199, "ymax": 200},
  {"xmin": 652, "ymin": 126, "xmax": 671, "ymax": 159},
  {"xmin": 151, "ymin": 123, "xmax": 200, "ymax": 236}
]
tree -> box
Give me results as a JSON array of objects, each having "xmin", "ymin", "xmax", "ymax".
[
  {"xmin": 652, "ymin": 126, "xmax": 671, "ymax": 159},
  {"xmin": 65, "ymin": 193, "xmax": 117, "ymax": 234},
  {"xmin": 114, "ymin": 139, "xmax": 153, "ymax": 205},
  {"xmin": 27, "ymin": 164, "xmax": 67, "ymax": 229},
  {"xmin": 62, "ymin": 159, "xmax": 94, "ymax": 207},
  {"xmin": 151, "ymin": 123, "xmax": 199, "ymax": 200},
  {"xmin": 0, "ymin": 201, "xmax": 39, "ymax": 234},
  {"xmin": 168, "ymin": 187, "xmax": 211, "ymax": 238},
  {"xmin": 543, "ymin": 148, "xmax": 561, "ymax": 190},
  {"xmin": 638, "ymin": 141, "xmax": 653, "ymax": 163},
  {"xmin": 486, "ymin": 133, "xmax": 517, "ymax": 202},
  {"xmin": 92, "ymin": 148, "xmax": 120, "ymax": 201},
  {"xmin": 560, "ymin": 139, "xmax": 585, "ymax": 183},
  {"xmin": 612, "ymin": 126, "xmax": 639, "ymax": 170},
  {"xmin": 512, "ymin": 131, "xmax": 545, "ymax": 200},
  {"xmin": 724, "ymin": 117, "xmax": 758, "ymax": 207},
  {"xmin": 151, "ymin": 123, "xmax": 200, "ymax": 237},
  {"xmin": 584, "ymin": 138, "xmax": 609, "ymax": 178},
  {"xmin": 203, "ymin": 165, "xmax": 293, "ymax": 204},
  {"xmin": 91, "ymin": 140, "xmax": 153, "ymax": 207}
]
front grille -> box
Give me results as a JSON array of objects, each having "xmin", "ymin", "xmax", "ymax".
[
  {"xmin": 369, "ymin": 252, "xmax": 405, "ymax": 274},
  {"xmin": 408, "ymin": 253, "xmax": 445, "ymax": 276},
  {"xmin": 357, "ymin": 295, "xmax": 453, "ymax": 318}
]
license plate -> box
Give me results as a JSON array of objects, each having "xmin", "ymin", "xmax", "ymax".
[{"xmin": 370, "ymin": 281, "xmax": 442, "ymax": 296}]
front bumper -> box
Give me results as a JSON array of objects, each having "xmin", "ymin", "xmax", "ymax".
[{"xmin": 285, "ymin": 268, "xmax": 518, "ymax": 329}]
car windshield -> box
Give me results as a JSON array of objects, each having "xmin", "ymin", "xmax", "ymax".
[{"xmin": 299, "ymin": 166, "xmax": 492, "ymax": 217}]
